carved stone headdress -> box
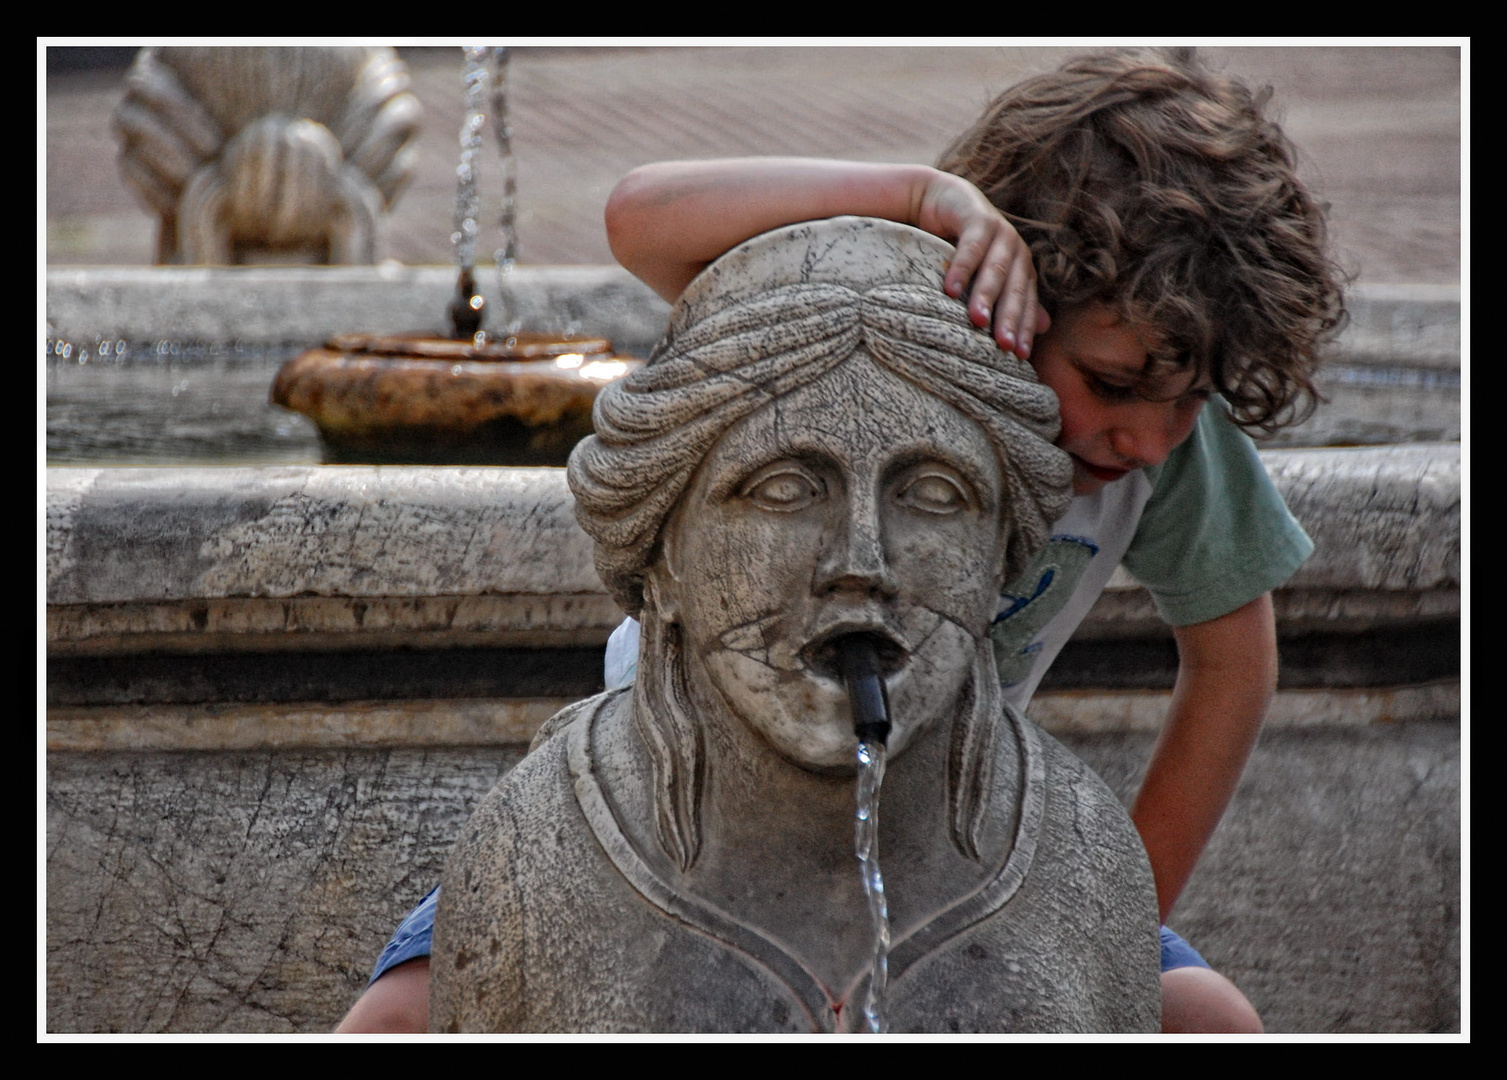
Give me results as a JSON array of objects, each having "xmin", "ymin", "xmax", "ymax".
[
  {"xmin": 569, "ymin": 216, "xmax": 1072, "ymax": 617},
  {"xmin": 566, "ymin": 217, "xmax": 1073, "ymax": 870}
]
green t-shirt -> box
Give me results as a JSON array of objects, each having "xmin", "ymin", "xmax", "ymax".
[
  {"xmin": 1129, "ymin": 399, "xmax": 1313, "ymax": 627},
  {"xmin": 992, "ymin": 401, "xmax": 1312, "ymax": 710}
]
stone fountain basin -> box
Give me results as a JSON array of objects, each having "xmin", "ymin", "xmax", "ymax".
[
  {"xmin": 46, "ymin": 270, "xmax": 1461, "ymax": 469},
  {"xmin": 271, "ymin": 331, "xmax": 641, "ymax": 465},
  {"xmin": 42, "ymin": 266, "xmax": 1461, "ymax": 1033}
]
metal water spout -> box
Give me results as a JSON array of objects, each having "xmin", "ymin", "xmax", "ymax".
[
  {"xmin": 448, "ymin": 266, "xmax": 485, "ymax": 340},
  {"xmin": 837, "ymin": 635, "xmax": 892, "ymax": 746}
]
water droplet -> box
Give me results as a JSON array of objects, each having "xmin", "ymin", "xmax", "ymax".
[{"xmin": 580, "ymin": 360, "xmax": 628, "ymax": 382}]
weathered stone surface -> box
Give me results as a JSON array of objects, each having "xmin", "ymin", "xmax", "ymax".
[
  {"xmin": 1278, "ymin": 373, "xmax": 1459, "ymax": 447},
  {"xmin": 1270, "ymin": 442, "xmax": 1460, "ymax": 591},
  {"xmin": 47, "ymin": 466, "xmax": 603, "ymax": 606},
  {"xmin": 48, "ymin": 595, "xmax": 623, "ymax": 656},
  {"xmin": 45, "ymin": 746, "xmax": 524, "ymax": 1033},
  {"xmin": 1078, "ymin": 582, "xmax": 1462, "ymax": 640},
  {"xmin": 46, "ymin": 439, "xmax": 1461, "ymax": 656},
  {"xmin": 1034, "ymin": 682, "xmax": 1459, "ymax": 734},
  {"xmin": 430, "ymin": 218, "xmax": 1159, "ymax": 1033},
  {"xmin": 1332, "ymin": 283, "xmax": 1461, "ymax": 370},
  {"xmin": 47, "ymin": 698, "xmax": 576, "ymax": 753},
  {"xmin": 44, "ymin": 717, "xmax": 1458, "ymax": 1033},
  {"xmin": 1068, "ymin": 722, "xmax": 1461, "ymax": 1033},
  {"xmin": 45, "ymin": 265, "xmax": 673, "ymax": 359}
]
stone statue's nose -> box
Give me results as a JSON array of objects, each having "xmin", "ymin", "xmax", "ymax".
[{"xmin": 815, "ymin": 488, "xmax": 898, "ymax": 598}]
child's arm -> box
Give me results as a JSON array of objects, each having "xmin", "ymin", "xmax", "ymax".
[
  {"xmin": 1131, "ymin": 593, "xmax": 1278, "ymax": 923},
  {"xmin": 605, "ymin": 158, "xmax": 1049, "ymax": 358}
]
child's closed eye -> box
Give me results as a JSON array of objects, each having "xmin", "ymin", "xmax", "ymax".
[{"xmin": 1087, "ymin": 375, "xmax": 1138, "ymax": 402}]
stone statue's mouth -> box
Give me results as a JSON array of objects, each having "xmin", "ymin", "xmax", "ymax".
[{"xmin": 800, "ymin": 627, "xmax": 907, "ymax": 684}]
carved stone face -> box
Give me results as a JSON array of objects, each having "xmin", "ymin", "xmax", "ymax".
[{"xmin": 648, "ymin": 354, "xmax": 1007, "ymax": 770}]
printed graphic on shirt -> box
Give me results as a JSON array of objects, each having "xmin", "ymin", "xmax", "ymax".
[{"xmin": 991, "ymin": 536, "xmax": 1099, "ymax": 687}]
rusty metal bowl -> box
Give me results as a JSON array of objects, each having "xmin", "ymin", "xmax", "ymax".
[{"xmin": 271, "ymin": 331, "xmax": 641, "ymax": 465}]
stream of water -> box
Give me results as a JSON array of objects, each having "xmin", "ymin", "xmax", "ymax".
[
  {"xmin": 489, "ymin": 46, "xmax": 522, "ymax": 338},
  {"xmin": 452, "ymin": 47, "xmax": 489, "ymax": 278},
  {"xmin": 450, "ymin": 45, "xmax": 523, "ymax": 342},
  {"xmin": 855, "ymin": 738, "xmax": 891, "ymax": 1033}
]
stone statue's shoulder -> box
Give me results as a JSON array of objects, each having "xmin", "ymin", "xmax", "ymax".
[
  {"xmin": 1030, "ymin": 720, "xmax": 1160, "ymax": 1019},
  {"xmin": 451, "ymin": 689, "xmax": 625, "ymax": 849},
  {"xmin": 527, "ymin": 687, "xmax": 625, "ymax": 754},
  {"xmin": 1024, "ymin": 721, "xmax": 1150, "ymax": 881},
  {"xmin": 431, "ymin": 690, "xmax": 628, "ymax": 1032}
]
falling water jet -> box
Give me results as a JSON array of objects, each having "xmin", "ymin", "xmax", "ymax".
[
  {"xmin": 838, "ymin": 634, "xmax": 893, "ymax": 1035},
  {"xmin": 271, "ymin": 46, "xmax": 640, "ymax": 465},
  {"xmin": 489, "ymin": 46, "xmax": 522, "ymax": 340},
  {"xmin": 448, "ymin": 46, "xmax": 490, "ymax": 342}
]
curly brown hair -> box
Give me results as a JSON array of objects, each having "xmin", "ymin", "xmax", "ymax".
[{"xmin": 936, "ymin": 49, "xmax": 1348, "ymax": 435}]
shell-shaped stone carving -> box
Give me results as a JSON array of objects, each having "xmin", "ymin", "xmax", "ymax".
[{"xmin": 111, "ymin": 46, "xmax": 422, "ymax": 265}]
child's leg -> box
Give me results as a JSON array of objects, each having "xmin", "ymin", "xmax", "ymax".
[
  {"xmin": 335, "ymin": 957, "xmax": 430, "ymax": 1033},
  {"xmin": 333, "ymin": 886, "xmax": 438, "ymax": 1033},
  {"xmin": 1159, "ymin": 926, "xmax": 1263, "ymax": 1034}
]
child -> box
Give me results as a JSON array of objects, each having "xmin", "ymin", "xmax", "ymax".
[{"xmin": 338, "ymin": 49, "xmax": 1345, "ymax": 1034}]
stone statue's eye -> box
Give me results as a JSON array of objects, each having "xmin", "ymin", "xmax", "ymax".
[
  {"xmin": 743, "ymin": 468, "xmax": 822, "ymax": 512},
  {"xmin": 897, "ymin": 471, "xmax": 969, "ymax": 514}
]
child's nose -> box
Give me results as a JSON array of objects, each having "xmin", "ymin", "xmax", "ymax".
[{"xmin": 1109, "ymin": 417, "xmax": 1177, "ymax": 470}]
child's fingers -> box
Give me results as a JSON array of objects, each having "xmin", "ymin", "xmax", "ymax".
[
  {"xmin": 976, "ymin": 238, "xmax": 1039, "ymax": 357},
  {"xmin": 945, "ymin": 228, "xmax": 1007, "ymax": 328},
  {"xmin": 942, "ymin": 226, "xmax": 990, "ymax": 304},
  {"xmin": 935, "ymin": 205, "xmax": 1041, "ymax": 357},
  {"xmin": 1000, "ymin": 263, "xmax": 1047, "ymax": 361}
]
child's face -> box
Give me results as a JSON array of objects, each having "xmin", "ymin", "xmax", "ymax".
[{"xmin": 1028, "ymin": 303, "xmax": 1212, "ymax": 495}]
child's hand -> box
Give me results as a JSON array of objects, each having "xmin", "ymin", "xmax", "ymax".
[{"xmin": 915, "ymin": 172, "xmax": 1050, "ymax": 359}]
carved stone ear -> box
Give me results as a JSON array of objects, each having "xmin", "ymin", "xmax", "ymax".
[
  {"xmin": 642, "ymin": 567, "xmax": 681, "ymax": 625},
  {"xmin": 643, "ymin": 503, "xmax": 687, "ymax": 624}
]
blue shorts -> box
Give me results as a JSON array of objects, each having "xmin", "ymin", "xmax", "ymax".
[
  {"xmin": 370, "ymin": 886, "xmax": 1210, "ymax": 984},
  {"xmin": 368, "ymin": 886, "xmax": 440, "ymax": 986},
  {"xmin": 1159, "ymin": 924, "xmax": 1212, "ymax": 971}
]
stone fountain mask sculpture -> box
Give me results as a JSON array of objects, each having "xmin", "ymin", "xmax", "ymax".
[
  {"xmin": 112, "ymin": 47, "xmax": 421, "ymax": 265},
  {"xmin": 429, "ymin": 217, "xmax": 1161, "ymax": 1033}
]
